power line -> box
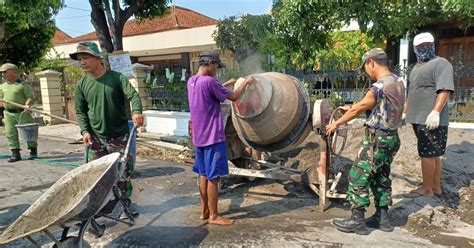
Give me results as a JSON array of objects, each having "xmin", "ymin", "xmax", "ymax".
[
  {"xmin": 60, "ymin": 27, "xmax": 90, "ymax": 35},
  {"xmin": 64, "ymin": 5, "xmax": 91, "ymax": 12},
  {"xmin": 56, "ymin": 15, "xmax": 90, "ymax": 20}
]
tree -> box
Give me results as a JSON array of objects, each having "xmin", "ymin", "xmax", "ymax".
[
  {"xmin": 315, "ymin": 31, "xmax": 380, "ymax": 71},
  {"xmin": 0, "ymin": 0, "xmax": 62, "ymax": 70},
  {"xmin": 272, "ymin": 1, "xmax": 342, "ymax": 69},
  {"xmin": 272, "ymin": 0, "xmax": 474, "ymax": 69},
  {"xmin": 213, "ymin": 15, "xmax": 274, "ymax": 63},
  {"xmin": 213, "ymin": 14, "xmax": 295, "ymax": 73},
  {"xmin": 88, "ymin": 0, "xmax": 171, "ymax": 53}
]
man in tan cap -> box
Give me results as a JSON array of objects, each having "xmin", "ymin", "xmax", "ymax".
[
  {"xmin": 326, "ymin": 48, "xmax": 405, "ymax": 235},
  {"xmin": 70, "ymin": 41, "xmax": 143, "ymax": 205},
  {"xmin": 0, "ymin": 63, "xmax": 37, "ymax": 162}
]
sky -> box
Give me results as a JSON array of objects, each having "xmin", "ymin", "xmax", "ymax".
[{"xmin": 55, "ymin": 0, "xmax": 273, "ymax": 37}]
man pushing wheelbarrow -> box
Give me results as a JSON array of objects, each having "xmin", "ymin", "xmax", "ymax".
[{"xmin": 70, "ymin": 41, "xmax": 144, "ymax": 205}]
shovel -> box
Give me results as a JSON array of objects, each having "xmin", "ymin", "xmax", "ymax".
[{"xmin": 0, "ymin": 98, "xmax": 78, "ymax": 125}]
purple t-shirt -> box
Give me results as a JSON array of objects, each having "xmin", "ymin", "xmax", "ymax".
[{"xmin": 187, "ymin": 75, "xmax": 230, "ymax": 147}]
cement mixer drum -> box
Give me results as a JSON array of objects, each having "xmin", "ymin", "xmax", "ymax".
[{"xmin": 231, "ymin": 72, "xmax": 311, "ymax": 152}]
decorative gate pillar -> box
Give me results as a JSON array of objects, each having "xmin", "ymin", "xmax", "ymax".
[{"xmin": 36, "ymin": 70, "xmax": 64, "ymax": 125}]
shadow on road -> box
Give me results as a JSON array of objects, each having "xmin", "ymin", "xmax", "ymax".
[{"xmin": 105, "ymin": 226, "xmax": 209, "ymax": 247}]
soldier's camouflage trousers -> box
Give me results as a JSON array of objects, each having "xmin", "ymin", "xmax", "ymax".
[
  {"xmin": 347, "ymin": 129, "xmax": 400, "ymax": 209},
  {"xmin": 86, "ymin": 134, "xmax": 135, "ymax": 199}
]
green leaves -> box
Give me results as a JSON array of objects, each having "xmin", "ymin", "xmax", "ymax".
[
  {"xmin": 442, "ymin": 0, "xmax": 474, "ymax": 28},
  {"xmin": 213, "ymin": 15, "xmax": 272, "ymax": 63},
  {"xmin": 270, "ymin": 0, "xmax": 474, "ymax": 70},
  {"xmin": 213, "ymin": 14, "xmax": 279, "ymax": 72},
  {"xmin": 128, "ymin": 0, "xmax": 171, "ymax": 20},
  {"xmin": 0, "ymin": 0, "xmax": 63, "ymax": 70},
  {"xmin": 316, "ymin": 31, "xmax": 380, "ymax": 71}
]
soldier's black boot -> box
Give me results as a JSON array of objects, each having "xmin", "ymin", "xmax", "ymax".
[
  {"xmin": 366, "ymin": 206, "xmax": 394, "ymax": 232},
  {"xmin": 28, "ymin": 148, "xmax": 38, "ymax": 160},
  {"xmin": 333, "ymin": 208, "xmax": 369, "ymax": 235},
  {"xmin": 8, "ymin": 149, "xmax": 21, "ymax": 163}
]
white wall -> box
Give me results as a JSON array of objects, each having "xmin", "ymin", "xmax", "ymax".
[
  {"xmin": 49, "ymin": 42, "xmax": 85, "ymax": 59},
  {"xmin": 144, "ymin": 110, "xmax": 190, "ymax": 136},
  {"xmin": 124, "ymin": 25, "xmax": 217, "ymax": 56},
  {"xmin": 50, "ymin": 25, "xmax": 217, "ymax": 59}
]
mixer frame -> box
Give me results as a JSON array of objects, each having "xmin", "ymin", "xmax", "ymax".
[{"xmin": 308, "ymin": 100, "xmax": 349, "ymax": 211}]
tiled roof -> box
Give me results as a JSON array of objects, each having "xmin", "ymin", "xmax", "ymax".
[
  {"xmin": 57, "ymin": 6, "xmax": 216, "ymax": 44},
  {"xmin": 52, "ymin": 28, "xmax": 72, "ymax": 44}
]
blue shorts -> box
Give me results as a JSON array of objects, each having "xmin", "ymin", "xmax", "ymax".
[{"xmin": 193, "ymin": 142, "xmax": 228, "ymax": 180}]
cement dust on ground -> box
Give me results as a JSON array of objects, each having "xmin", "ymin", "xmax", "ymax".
[
  {"xmin": 148, "ymin": 121, "xmax": 474, "ymax": 246},
  {"xmin": 1, "ymin": 123, "xmax": 473, "ymax": 247}
]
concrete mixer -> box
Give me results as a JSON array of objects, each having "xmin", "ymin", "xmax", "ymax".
[
  {"xmin": 231, "ymin": 72, "xmax": 312, "ymax": 153},
  {"xmin": 227, "ymin": 72, "xmax": 349, "ymax": 210},
  {"xmin": 188, "ymin": 72, "xmax": 350, "ymax": 210}
]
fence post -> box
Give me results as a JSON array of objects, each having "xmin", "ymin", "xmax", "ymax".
[
  {"xmin": 35, "ymin": 70, "xmax": 64, "ymax": 125},
  {"xmin": 130, "ymin": 63, "xmax": 152, "ymax": 110}
]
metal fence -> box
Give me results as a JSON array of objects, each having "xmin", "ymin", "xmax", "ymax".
[
  {"xmin": 144, "ymin": 59, "xmax": 474, "ymax": 122},
  {"xmin": 145, "ymin": 85, "xmax": 189, "ymax": 112},
  {"xmin": 23, "ymin": 73, "xmax": 43, "ymax": 104},
  {"xmin": 285, "ymin": 68, "xmax": 371, "ymax": 104},
  {"xmin": 449, "ymin": 87, "xmax": 474, "ymax": 122},
  {"xmin": 29, "ymin": 79, "xmax": 42, "ymax": 104}
]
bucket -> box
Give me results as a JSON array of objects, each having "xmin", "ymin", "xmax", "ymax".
[{"xmin": 15, "ymin": 112, "xmax": 39, "ymax": 142}]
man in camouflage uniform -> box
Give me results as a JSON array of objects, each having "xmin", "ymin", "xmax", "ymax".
[
  {"xmin": 326, "ymin": 48, "xmax": 405, "ymax": 235},
  {"xmin": 0, "ymin": 63, "xmax": 37, "ymax": 162},
  {"xmin": 70, "ymin": 41, "xmax": 144, "ymax": 202}
]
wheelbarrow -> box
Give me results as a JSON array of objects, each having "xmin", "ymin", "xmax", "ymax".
[{"xmin": 0, "ymin": 125, "xmax": 137, "ymax": 247}]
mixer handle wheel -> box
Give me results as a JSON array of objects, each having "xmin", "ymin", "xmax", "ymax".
[{"xmin": 328, "ymin": 107, "xmax": 348, "ymax": 155}]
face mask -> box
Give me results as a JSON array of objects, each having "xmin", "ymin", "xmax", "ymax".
[{"xmin": 414, "ymin": 43, "xmax": 436, "ymax": 63}]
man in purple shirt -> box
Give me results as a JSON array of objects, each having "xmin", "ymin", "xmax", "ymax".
[{"xmin": 188, "ymin": 50, "xmax": 252, "ymax": 225}]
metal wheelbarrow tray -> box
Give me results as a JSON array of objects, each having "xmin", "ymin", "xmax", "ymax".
[{"xmin": 0, "ymin": 152, "xmax": 121, "ymax": 246}]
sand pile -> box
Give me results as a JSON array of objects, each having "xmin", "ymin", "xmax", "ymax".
[
  {"xmin": 143, "ymin": 116, "xmax": 474, "ymax": 239},
  {"xmin": 273, "ymin": 119, "xmax": 474, "ymax": 238},
  {"xmin": 137, "ymin": 145, "xmax": 193, "ymax": 164}
]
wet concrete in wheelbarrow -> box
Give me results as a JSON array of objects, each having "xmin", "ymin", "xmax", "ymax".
[{"xmin": 0, "ymin": 128, "xmax": 467, "ymax": 247}]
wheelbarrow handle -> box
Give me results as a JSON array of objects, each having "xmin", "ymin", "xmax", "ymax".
[{"xmin": 122, "ymin": 124, "xmax": 137, "ymax": 163}]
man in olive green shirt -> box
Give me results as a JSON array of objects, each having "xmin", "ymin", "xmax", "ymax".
[
  {"xmin": 0, "ymin": 63, "xmax": 37, "ymax": 162},
  {"xmin": 71, "ymin": 41, "xmax": 144, "ymax": 201}
]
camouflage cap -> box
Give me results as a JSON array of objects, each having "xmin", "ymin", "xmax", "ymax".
[
  {"xmin": 361, "ymin": 48, "xmax": 387, "ymax": 69},
  {"xmin": 69, "ymin": 41, "xmax": 103, "ymax": 60},
  {"xmin": 0, "ymin": 63, "xmax": 18, "ymax": 72}
]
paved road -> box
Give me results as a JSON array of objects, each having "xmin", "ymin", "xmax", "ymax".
[{"xmin": 0, "ymin": 131, "xmax": 441, "ymax": 247}]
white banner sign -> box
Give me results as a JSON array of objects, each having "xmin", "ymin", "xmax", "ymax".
[{"xmin": 108, "ymin": 52, "xmax": 134, "ymax": 78}]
